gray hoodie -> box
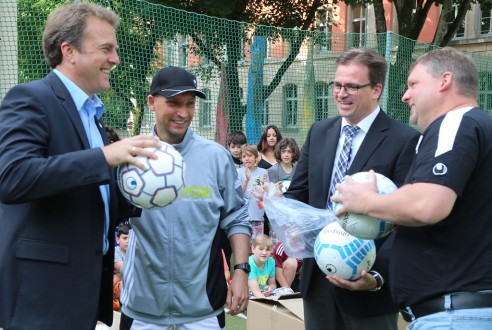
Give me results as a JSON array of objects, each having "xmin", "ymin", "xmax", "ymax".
[{"xmin": 121, "ymin": 128, "xmax": 251, "ymax": 325}]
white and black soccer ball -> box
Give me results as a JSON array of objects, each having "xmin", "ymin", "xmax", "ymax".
[
  {"xmin": 333, "ymin": 172, "xmax": 397, "ymax": 240},
  {"xmin": 117, "ymin": 141, "xmax": 185, "ymax": 209},
  {"xmin": 314, "ymin": 222, "xmax": 376, "ymax": 280}
]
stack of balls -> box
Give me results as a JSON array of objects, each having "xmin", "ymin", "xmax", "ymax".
[{"xmin": 314, "ymin": 172, "xmax": 397, "ymax": 280}]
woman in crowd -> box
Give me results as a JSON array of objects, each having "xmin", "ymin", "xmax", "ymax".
[{"xmin": 256, "ymin": 125, "xmax": 282, "ymax": 169}]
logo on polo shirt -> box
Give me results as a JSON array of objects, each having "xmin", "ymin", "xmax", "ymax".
[
  {"xmin": 432, "ymin": 163, "xmax": 448, "ymax": 176},
  {"xmin": 181, "ymin": 186, "xmax": 212, "ymax": 199}
]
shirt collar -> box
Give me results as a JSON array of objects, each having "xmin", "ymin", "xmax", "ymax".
[
  {"xmin": 152, "ymin": 125, "xmax": 192, "ymax": 153},
  {"xmin": 53, "ymin": 69, "xmax": 104, "ymax": 119},
  {"xmin": 340, "ymin": 106, "xmax": 380, "ymax": 135}
]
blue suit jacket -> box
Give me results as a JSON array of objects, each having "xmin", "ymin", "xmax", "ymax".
[
  {"xmin": 285, "ymin": 110, "xmax": 420, "ymax": 317},
  {"xmin": 0, "ymin": 72, "xmax": 125, "ymax": 329}
]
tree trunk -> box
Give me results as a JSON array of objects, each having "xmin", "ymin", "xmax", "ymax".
[
  {"xmin": 432, "ymin": 0, "xmax": 453, "ymax": 45},
  {"xmin": 224, "ymin": 20, "xmax": 245, "ymax": 133},
  {"xmin": 373, "ymin": 0, "xmax": 387, "ymax": 34},
  {"xmin": 439, "ymin": 0, "xmax": 472, "ymax": 46}
]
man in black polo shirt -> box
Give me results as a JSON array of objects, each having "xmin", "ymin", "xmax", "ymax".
[{"xmin": 332, "ymin": 47, "xmax": 492, "ymax": 329}]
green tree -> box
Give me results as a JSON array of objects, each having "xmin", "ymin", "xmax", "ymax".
[
  {"xmin": 123, "ymin": 0, "xmax": 327, "ymax": 133},
  {"xmin": 16, "ymin": 0, "xmax": 334, "ymax": 134},
  {"xmin": 17, "ymin": 0, "xmax": 65, "ymax": 83}
]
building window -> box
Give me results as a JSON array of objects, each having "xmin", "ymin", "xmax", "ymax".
[
  {"xmin": 448, "ymin": 4, "xmax": 465, "ymax": 38},
  {"xmin": 199, "ymin": 89, "xmax": 212, "ymax": 128},
  {"xmin": 315, "ymin": 7, "xmax": 333, "ymax": 54},
  {"xmin": 179, "ymin": 35, "xmax": 188, "ymax": 67},
  {"xmin": 164, "ymin": 39, "xmax": 176, "ymax": 66},
  {"xmin": 315, "ymin": 82, "xmax": 330, "ymax": 121},
  {"xmin": 479, "ymin": 72, "xmax": 492, "ymax": 114},
  {"xmin": 221, "ymin": 37, "xmax": 246, "ymax": 63},
  {"xmin": 283, "ymin": 85, "xmax": 298, "ymax": 128},
  {"xmin": 239, "ymin": 38, "xmax": 246, "ymax": 62},
  {"xmin": 317, "ymin": 29, "xmax": 332, "ymax": 54},
  {"xmin": 480, "ymin": 8, "xmax": 492, "ymax": 35},
  {"xmin": 349, "ymin": 5, "xmax": 367, "ymax": 47}
]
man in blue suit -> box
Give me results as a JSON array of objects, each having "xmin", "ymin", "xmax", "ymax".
[
  {"xmin": 285, "ymin": 48, "xmax": 420, "ymax": 330},
  {"xmin": 0, "ymin": 3, "xmax": 160, "ymax": 329}
]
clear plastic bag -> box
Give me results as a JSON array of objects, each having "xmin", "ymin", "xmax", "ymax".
[{"xmin": 262, "ymin": 183, "xmax": 336, "ymax": 258}]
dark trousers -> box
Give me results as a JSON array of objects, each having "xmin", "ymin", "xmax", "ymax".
[
  {"xmin": 119, "ymin": 312, "xmax": 133, "ymax": 330},
  {"xmin": 303, "ymin": 266, "xmax": 398, "ymax": 330}
]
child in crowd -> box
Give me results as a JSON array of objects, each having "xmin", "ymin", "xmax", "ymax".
[
  {"xmin": 248, "ymin": 235, "xmax": 276, "ymax": 299},
  {"xmin": 237, "ymin": 144, "xmax": 269, "ymax": 245},
  {"xmin": 226, "ymin": 131, "xmax": 247, "ymax": 169},
  {"xmin": 273, "ymin": 241, "xmax": 302, "ymax": 292},
  {"xmin": 114, "ymin": 224, "xmax": 130, "ymax": 286},
  {"xmin": 223, "ymin": 131, "xmax": 247, "ymax": 271},
  {"xmin": 267, "ymin": 138, "xmax": 300, "ymax": 244},
  {"xmin": 113, "ymin": 224, "xmax": 131, "ymax": 310},
  {"xmin": 268, "ymin": 138, "xmax": 300, "ymax": 187}
]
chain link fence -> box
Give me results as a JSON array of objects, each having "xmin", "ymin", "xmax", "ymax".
[{"xmin": 2, "ymin": 0, "xmax": 492, "ymax": 146}]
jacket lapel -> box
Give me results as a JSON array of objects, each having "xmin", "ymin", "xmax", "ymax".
[
  {"xmin": 321, "ymin": 117, "xmax": 343, "ymax": 204},
  {"xmin": 348, "ymin": 110, "xmax": 389, "ymax": 174},
  {"xmin": 46, "ymin": 71, "xmax": 91, "ymax": 149}
]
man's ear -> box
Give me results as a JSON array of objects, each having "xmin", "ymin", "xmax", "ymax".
[
  {"xmin": 439, "ymin": 72, "xmax": 453, "ymax": 92},
  {"xmin": 60, "ymin": 41, "xmax": 76, "ymax": 65},
  {"xmin": 148, "ymin": 94, "xmax": 156, "ymax": 112},
  {"xmin": 372, "ymin": 83, "xmax": 383, "ymax": 100}
]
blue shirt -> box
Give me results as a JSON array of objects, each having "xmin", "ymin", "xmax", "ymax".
[{"xmin": 53, "ymin": 69, "xmax": 110, "ymax": 254}]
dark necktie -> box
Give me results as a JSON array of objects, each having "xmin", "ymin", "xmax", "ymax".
[{"xmin": 327, "ymin": 125, "xmax": 360, "ymax": 209}]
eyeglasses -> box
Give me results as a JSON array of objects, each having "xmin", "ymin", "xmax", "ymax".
[{"xmin": 329, "ymin": 82, "xmax": 373, "ymax": 94}]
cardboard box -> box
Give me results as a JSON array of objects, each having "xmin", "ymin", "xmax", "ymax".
[
  {"xmin": 246, "ymin": 293, "xmax": 409, "ymax": 330},
  {"xmin": 247, "ymin": 293, "xmax": 303, "ymax": 330}
]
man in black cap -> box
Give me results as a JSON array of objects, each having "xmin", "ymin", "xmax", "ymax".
[{"xmin": 119, "ymin": 66, "xmax": 252, "ymax": 330}]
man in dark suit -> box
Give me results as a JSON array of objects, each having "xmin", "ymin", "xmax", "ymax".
[
  {"xmin": 284, "ymin": 48, "xmax": 420, "ymax": 330},
  {"xmin": 0, "ymin": 3, "xmax": 160, "ymax": 329}
]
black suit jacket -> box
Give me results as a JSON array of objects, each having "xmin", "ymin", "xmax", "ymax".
[
  {"xmin": 285, "ymin": 110, "xmax": 420, "ymax": 317},
  {"xmin": 0, "ymin": 72, "xmax": 126, "ymax": 329}
]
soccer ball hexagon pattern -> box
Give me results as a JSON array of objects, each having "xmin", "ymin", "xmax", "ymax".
[
  {"xmin": 118, "ymin": 141, "xmax": 185, "ymax": 209},
  {"xmin": 314, "ymin": 222, "xmax": 376, "ymax": 280},
  {"xmin": 332, "ymin": 172, "xmax": 397, "ymax": 240}
]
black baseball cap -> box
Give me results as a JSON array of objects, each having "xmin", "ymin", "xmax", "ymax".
[{"xmin": 150, "ymin": 66, "xmax": 206, "ymax": 99}]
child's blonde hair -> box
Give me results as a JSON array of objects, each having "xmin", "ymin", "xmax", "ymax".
[
  {"xmin": 240, "ymin": 144, "xmax": 259, "ymax": 158},
  {"xmin": 252, "ymin": 234, "xmax": 273, "ymax": 250}
]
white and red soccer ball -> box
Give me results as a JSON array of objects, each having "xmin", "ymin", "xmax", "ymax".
[{"xmin": 118, "ymin": 141, "xmax": 185, "ymax": 209}]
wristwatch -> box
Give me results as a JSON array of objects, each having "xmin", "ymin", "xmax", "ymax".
[
  {"xmin": 233, "ymin": 263, "xmax": 251, "ymax": 273},
  {"xmin": 368, "ymin": 270, "xmax": 384, "ymax": 291}
]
